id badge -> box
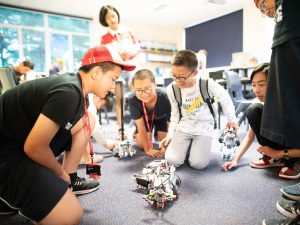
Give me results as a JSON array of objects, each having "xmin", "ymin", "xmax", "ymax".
[{"xmin": 86, "ymin": 164, "xmax": 101, "ymax": 180}]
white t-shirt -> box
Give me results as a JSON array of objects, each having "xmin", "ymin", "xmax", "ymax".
[
  {"xmin": 167, "ymin": 78, "xmax": 236, "ymax": 138},
  {"xmin": 196, "ymin": 52, "xmax": 207, "ymax": 69}
]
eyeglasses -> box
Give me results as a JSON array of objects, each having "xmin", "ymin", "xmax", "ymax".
[
  {"xmin": 171, "ymin": 70, "xmax": 194, "ymax": 82},
  {"xmin": 134, "ymin": 87, "xmax": 153, "ymax": 96}
]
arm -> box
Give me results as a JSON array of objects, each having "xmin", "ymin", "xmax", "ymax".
[
  {"xmin": 165, "ymin": 84, "xmax": 180, "ymax": 139},
  {"xmin": 24, "ymin": 113, "xmax": 70, "ymax": 184},
  {"xmin": 257, "ymin": 146, "xmax": 300, "ymax": 159},
  {"xmin": 120, "ymin": 29, "xmax": 140, "ymax": 61},
  {"xmin": 134, "ymin": 117, "xmax": 162, "ymax": 157},
  {"xmin": 222, "ymin": 127, "xmax": 255, "ymax": 171},
  {"xmin": 208, "ymin": 79, "xmax": 238, "ymax": 129},
  {"xmin": 159, "ymin": 85, "xmax": 179, "ymax": 151}
]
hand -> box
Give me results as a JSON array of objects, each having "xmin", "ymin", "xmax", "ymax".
[
  {"xmin": 222, "ymin": 161, "xmax": 237, "ymax": 171},
  {"xmin": 93, "ymin": 95, "xmax": 106, "ymax": 109},
  {"xmin": 159, "ymin": 137, "xmax": 171, "ymax": 152},
  {"xmin": 145, "ymin": 148, "xmax": 164, "ymax": 158},
  {"xmin": 257, "ymin": 146, "xmax": 281, "ymax": 159},
  {"xmin": 117, "ymin": 129, "xmax": 127, "ymax": 141},
  {"xmin": 104, "ymin": 139, "xmax": 116, "ymax": 150},
  {"xmin": 226, "ymin": 122, "xmax": 239, "ymax": 131},
  {"xmin": 120, "ymin": 52, "xmax": 129, "ymax": 60},
  {"xmin": 58, "ymin": 169, "xmax": 71, "ymax": 185}
]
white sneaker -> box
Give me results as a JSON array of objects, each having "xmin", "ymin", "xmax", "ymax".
[{"xmin": 80, "ymin": 154, "xmax": 104, "ymax": 165}]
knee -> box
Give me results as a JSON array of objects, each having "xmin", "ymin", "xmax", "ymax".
[
  {"xmin": 63, "ymin": 205, "xmax": 83, "ymax": 225},
  {"xmin": 165, "ymin": 152, "xmax": 184, "ymax": 168},
  {"xmin": 246, "ymin": 103, "xmax": 263, "ymax": 122},
  {"xmin": 72, "ymin": 207, "xmax": 83, "ymax": 225},
  {"xmin": 189, "ymin": 158, "xmax": 209, "ymax": 170}
]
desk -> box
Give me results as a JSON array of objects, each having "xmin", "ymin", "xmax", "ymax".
[
  {"xmin": 240, "ymin": 77, "xmax": 251, "ymax": 90},
  {"xmin": 216, "ymin": 77, "xmax": 250, "ymax": 90}
]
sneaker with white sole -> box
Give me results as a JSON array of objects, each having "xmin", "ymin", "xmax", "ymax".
[
  {"xmin": 277, "ymin": 199, "xmax": 300, "ymax": 219},
  {"xmin": 79, "ymin": 153, "xmax": 104, "ymax": 165},
  {"xmin": 250, "ymin": 155, "xmax": 285, "ymax": 169},
  {"xmin": 281, "ymin": 183, "xmax": 300, "ymax": 201},
  {"xmin": 262, "ymin": 217, "xmax": 300, "ymax": 225},
  {"xmin": 279, "ymin": 161, "xmax": 300, "ymax": 179},
  {"xmin": 0, "ymin": 199, "xmax": 18, "ymax": 215},
  {"xmin": 70, "ymin": 176, "xmax": 99, "ymax": 195}
]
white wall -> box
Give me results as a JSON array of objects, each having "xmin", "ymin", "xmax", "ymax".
[
  {"xmin": 89, "ymin": 4, "xmax": 274, "ymax": 66},
  {"xmin": 243, "ymin": 2, "xmax": 274, "ymax": 63},
  {"xmin": 89, "ymin": 15, "xmax": 183, "ymax": 49}
]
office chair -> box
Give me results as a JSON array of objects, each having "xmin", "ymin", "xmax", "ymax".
[
  {"xmin": 0, "ymin": 68, "xmax": 16, "ymax": 94},
  {"xmin": 163, "ymin": 77, "xmax": 173, "ymax": 87},
  {"xmin": 224, "ymin": 70, "xmax": 254, "ymax": 125}
]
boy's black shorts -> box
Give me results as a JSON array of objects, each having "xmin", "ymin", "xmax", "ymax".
[
  {"xmin": 0, "ymin": 153, "xmax": 68, "ymax": 221},
  {"xmin": 0, "ymin": 128, "xmax": 72, "ymax": 221},
  {"xmin": 135, "ymin": 117, "xmax": 169, "ymax": 134}
]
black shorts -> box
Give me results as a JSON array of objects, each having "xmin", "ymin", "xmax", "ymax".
[
  {"xmin": 0, "ymin": 153, "xmax": 68, "ymax": 222},
  {"xmin": 261, "ymin": 38, "xmax": 300, "ymax": 148},
  {"xmin": 0, "ymin": 128, "xmax": 72, "ymax": 221},
  {"xmin": 135, "ymin": 117, "xmax": 169, "ymax": 134}
]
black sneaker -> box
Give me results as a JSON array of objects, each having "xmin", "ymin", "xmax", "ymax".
[
  {"xmin": 262, "ymin": 216, "xmax": 300, "ymax": 225},
  {"xmin": 281, "ymin": 183, "xmax": 300, "ymax": 201},
  {"xmin": 0, "ymin": 199, "xmax": 18, "ymax": 215},
  {"xmin": 70, "ymin": 176, "xmax": 99, "ymax": 195},
  {"xmin": 277, "ymin": 199, "xmax": 300, "ymax": 218}
]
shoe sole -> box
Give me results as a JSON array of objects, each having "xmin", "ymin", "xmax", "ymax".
[
  {"xmin": 279, "ymin": 173, "xmax": 300, "ymax": 180},
  {"xmin": 0, "ymin": 211, "xmax": 17, "ymax": 215},
  {"xmin": 73, "ymin": 185, "xmax": 100, "ymax": 195},
  {"xmin": 250, "ymin": 163, "xmax": 284, "ymax": 169},
  {"xmin": 276, "ymin": 201, "xmax": 298, "ymax": 219},
  {"xmin": 280, "ymin": 189, "xmax": 300, "ymax": 201}
]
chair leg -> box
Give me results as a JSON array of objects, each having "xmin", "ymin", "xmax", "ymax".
[{"xmin": 104, "ymin": 107, "xmax": 109, "ymax": 124}]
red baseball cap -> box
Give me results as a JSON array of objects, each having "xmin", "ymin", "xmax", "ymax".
[
  {"xmin": 253, "ymin": 0, "xmax": 260, "ymax": 8},
  {"xmin": 81, "ymin": 45, "xmax": 136, "ymax": 71}
]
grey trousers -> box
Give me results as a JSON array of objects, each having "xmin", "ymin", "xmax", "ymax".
[{"xmin": 165, "ymin": 130, "xmax": 212, "ymax": 169}]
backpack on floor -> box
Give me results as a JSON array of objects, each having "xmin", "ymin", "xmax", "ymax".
[{"xmin": 171, "ymin": 77, "xmax": 217, "ymax": 129}]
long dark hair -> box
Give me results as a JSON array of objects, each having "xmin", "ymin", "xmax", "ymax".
[{"xmin": 250, "ymin": 63, "xmax": 269, "ymax": 81}]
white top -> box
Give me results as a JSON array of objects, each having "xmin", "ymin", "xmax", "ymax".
[
  {"xmin": 196, "ymin": 52, "xmax": 207, "ymax": 69},
  {"xmin": 167, "ymin": 78, "xmax": 237, "ymax": 138}
]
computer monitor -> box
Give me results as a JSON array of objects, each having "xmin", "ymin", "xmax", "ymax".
[{"xmin": 209, "ymin": 70, "xmax": 224, "ymax": 80}]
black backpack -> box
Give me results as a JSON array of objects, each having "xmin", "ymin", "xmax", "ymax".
[{"xmin": 171, "ymin": 77, "xmax": 217, "ymax": 129}]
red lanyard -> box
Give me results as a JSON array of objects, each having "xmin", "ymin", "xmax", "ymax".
[
  {"xmin": 81, "ymin": 80, "xmax": 94, "ymax": 163},
  {"xmin": 142, "ymin": 101, "xmax": 155, "ymax": 148}
]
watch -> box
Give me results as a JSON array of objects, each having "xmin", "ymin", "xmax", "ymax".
[{"xmin": 283, "ymin": 149, "xmax": 290, "ymax": 160}]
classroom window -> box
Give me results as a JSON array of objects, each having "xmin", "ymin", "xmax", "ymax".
[
  {"xmin": 48, "ymin": 14, "xmax": 90, "ymax": 33},
  {"xmin": 0, "ymin": 27, "xmax": 19, "ymax": 67},
  {"xmin": 72, "ymin": 35, "xmax": 90, "ymax": 70},
  {"xmin": 0, "ymin": 6, "xmax": 90, "ymax": 73},
  {"xmin": 22, "ymin": 29, "xmax": 45, "ymax": 72}
]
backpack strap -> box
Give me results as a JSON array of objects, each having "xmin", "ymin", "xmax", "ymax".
[
  {"xmin": 171, "ymin": 82, "xmax": 182, "ymax": 120},
  {"xmin": 199, "ymin": 77, "xmax": 217, "ymax": 129}
]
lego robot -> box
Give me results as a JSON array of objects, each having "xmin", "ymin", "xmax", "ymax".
[
  {"xmin": 112, "ymin": 81, "xmax": 136, "ymax": 159},
  {"xmin": 112, "ymin": 139, "xmax": 136, "ymax": 158},
  {"xmin": 219, "ymin": 127, "xmax": 240, "ymax": 161},
  {"xmin": 132, "ymin": 159, "xmax": 180, "ymax": 208}
]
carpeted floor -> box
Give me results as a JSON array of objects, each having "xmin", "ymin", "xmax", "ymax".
[{"xmin": 0, "ymin": 113, "xmax": 298, "ymax": 225}]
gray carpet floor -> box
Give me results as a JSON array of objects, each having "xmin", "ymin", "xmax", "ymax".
[{"xmin": 0, "ymin": 113, "xmax": 298, "ymax": 225}]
